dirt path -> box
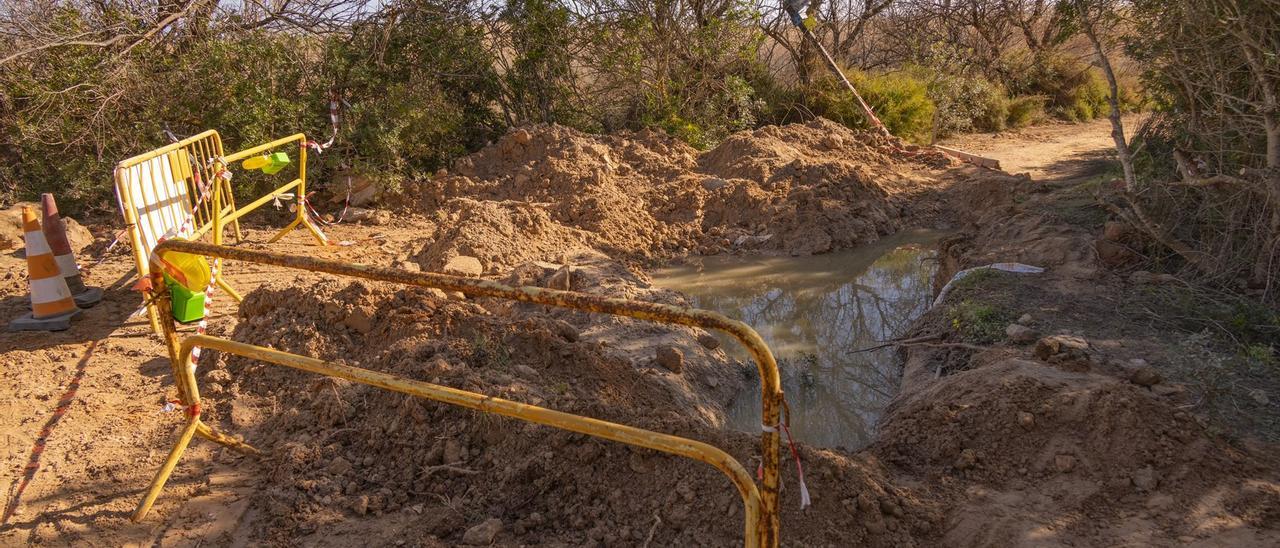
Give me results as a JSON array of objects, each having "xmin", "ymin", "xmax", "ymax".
[{"xmin": 941, "ymin": 117, "xmax": 1139, "ymax": 182}]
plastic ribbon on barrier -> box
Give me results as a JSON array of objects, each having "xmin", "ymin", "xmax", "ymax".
[
  {"xmin": 305, "ymin": 90, "xmax": 348, "ymax": 153},
  {"xmin": 760, "ymin": 421, "xmax": 812, "ymax": 510}
]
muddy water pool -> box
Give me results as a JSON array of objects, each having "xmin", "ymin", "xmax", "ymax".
[{"xmin": 653, "ymin": 230, "xmax": 946, "ymax": 450}]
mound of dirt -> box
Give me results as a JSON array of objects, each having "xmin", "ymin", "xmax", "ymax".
[
  {"xmin": 391, "ymin": 119, "xmax": 957, "ymax": 269},
  {"xmin": 877, "ymin": 348, "xmax": 1280, "ymax": 545},
  {"xmin": 881, "ymin": 357, "xmax": 1234, "ymax": 487},
  {"xmin": 0, "ymin": 202, "xmax": 93, "ymax": 253},
  {"xmin": 202, "ymin": 256, "xmax": 960, "ymax": 546},
  {"xmin": 877, "ymin": 191, "xmax": 1280, "ymax": 546}
]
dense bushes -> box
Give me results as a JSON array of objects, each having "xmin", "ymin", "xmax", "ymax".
[
  {"xmin": 797, "ymin": 70, "xmax": 934, "ymax": 142},
  {"xmin": 0, "ymin": 27, "xmax": 329, "ymax": 213},
  {"xmin": 926, "ymin": 71, "xmax": 1016, "ymax": 136},
  {"xmin": 1, "ymin": 0, "xmax": 1154, "ymax": 214},
  {"xmin": 330, "ymin": 2, "xmax": 505, "ymax": 191},
  {"xmin": 1117, "ymin": 0, "xmax": 1280, "ymax": 300}
]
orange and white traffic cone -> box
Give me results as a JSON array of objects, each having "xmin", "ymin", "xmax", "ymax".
[
  {"xmin": 7, "ymin": 206, "xmax": 82, "ymax": 331},
  {"xmin": 41, "ymin": 193, "xmax": 102, "ymax": 307}
]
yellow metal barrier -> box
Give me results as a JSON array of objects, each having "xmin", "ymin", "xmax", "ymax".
[
  {"xmin": 135, "ymin": 239, "xmax": 785, "ymax": 547},
  {"xmin": 114, "ymin": 131, "xmax": 329, "ymax": 335}
]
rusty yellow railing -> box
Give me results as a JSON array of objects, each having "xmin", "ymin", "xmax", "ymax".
[
  {"xmin": 115, "ymin": 131, "xmax": 329, "ymax": 335},
  {"xmin": 134, "ymin": 239, "xmax": 785, "ymax": 547}
]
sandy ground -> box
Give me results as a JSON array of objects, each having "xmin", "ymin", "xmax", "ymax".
[
  {"xmin": 2, "ymin": 117, "xmax": 1277, "ymax": 547},
  {"xmin": 941, "ymin": 116, "xmax": 1140, "ymax": 182}
]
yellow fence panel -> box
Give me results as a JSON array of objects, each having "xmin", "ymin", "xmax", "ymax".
[
  {"xmin": 115, "ymin": 130, "xmax": 328, "ymax": 334},
  {"xmin": 133, "ymin": 239, "xmax": 786, "ymax": 547}
]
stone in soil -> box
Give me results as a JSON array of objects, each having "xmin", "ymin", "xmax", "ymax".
[
  {"xmin": 1054, "ymin": 454, "xmax": 1076, "ymax": 473},
  {"xmin": 1128, "ymin": 365, "xmax": 1162, "ymax": 387},
  {"xmin": 443, "ymin": 255, "xmax": 484, "ymax": 277},
  {"xmin": 547, "ymin": 265, "xmax": 572, "ymax": 290},
  {"xmin": 1005, "ymin": 323, "xmax": 1039, "ymax": 344},
  {"xmin": 1131, "ymin": 466, "xmax": 1159, "ymax": 491},
  {"xmin": 462, "ymin": 518, "xmax": 503, "ymax": 545},
  {"xmin": 1018, "ymin": 411, "xmax": 1035, "ymax": 429},
  {"xmin": 656, "ymin": 345, "xmax": 684, "ymax": 373}
]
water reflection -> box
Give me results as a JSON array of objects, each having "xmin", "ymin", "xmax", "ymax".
[{"xmin": 653, "ymin": 230, "xmax": 944, "ymax": 450}]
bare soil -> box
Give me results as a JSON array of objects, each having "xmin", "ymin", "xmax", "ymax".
[
  {"xmin": 2, "ymin": 117, "xmax": 1278, "ymax": 547},
  {"xmin": 939, "ymin": 116, "xmax": 1139, "ymax": 182}
]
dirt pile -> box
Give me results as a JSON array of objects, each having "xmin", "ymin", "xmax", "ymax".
[
  {"xmin": 880, "ymin": 343, "xmax": 1280, "ymax": 545},
  {"xmin": 877, "ymin": 185, "xmax": 1280, "ymax": 545},
  {"xmin": 0, "ymin": 202, "xmax": 93, "ymax": 253},
  {"xmin": 392, "ymin": 119, "xmax": 956, "ymax": 271},
  {"xmin": 214, "ymin": 273, "xmax": 739, "ymax": 544},
  {"xmin": 201, "ymin": 257, "xmax": 958, "ymax": 546}
]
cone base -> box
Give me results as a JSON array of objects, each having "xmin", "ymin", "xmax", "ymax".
[
  {"xmin": 7, "ymin": 307, "xmax": 82, "ymax": 332},
  {"xmin": 73, "ymin": 286, "xmax": 104, "ymax": 308}
]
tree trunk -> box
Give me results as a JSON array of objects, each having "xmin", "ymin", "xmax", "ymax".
[{"xmin": 1080, "ymin": 7, "xmax": 1137, "ymax": 192}]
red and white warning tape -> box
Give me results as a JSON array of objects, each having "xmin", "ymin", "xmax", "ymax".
[
  {"xmin": 760, "ymin": 420, "xmax": 812, "ymax": 510},
  {"xmin": 304, "ymin": 90, "xmax": 347, "ymax": 154}
]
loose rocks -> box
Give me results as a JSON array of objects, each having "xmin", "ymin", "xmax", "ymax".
[{"xmin": 656, "ymin": 345, "xmax": 684, "ymax": 373}]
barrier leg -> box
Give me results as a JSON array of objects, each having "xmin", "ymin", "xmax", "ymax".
[
  {"xmin": 266, "ymin": 217, "xmax": 302, "ymax": 243},
  {"xmin": 266, "ymin": 216, "xmax": 328, "ymax": 247},
  {"xmin": 300, "ymin": 216, "xmax": 330, "ymax": 246},
  {"xmin": 145, "ymin": 304, "xmax": 162, "ymax": 339},
  {"xmin": 196, "ymin": 422, "xmax": 258, "ymax": 454},
  {"xmin": 221, "ymin": 177, "xmax": 244, "ymax": 243},
  {"xmin": 216, "ymin": 277, "xmax": 244, "ymax": 303},
  {"xmin": 132, "ymin": 416, "xmax": 200, "ymax": 522}
]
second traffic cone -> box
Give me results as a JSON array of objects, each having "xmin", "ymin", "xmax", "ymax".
[
  {"xmin": 41, "ymin": 193, "xmax": 102, "ymax": 307},
  {"xmin": 8, "ymin": 206, "xmax": 82, "ymax": 331}
]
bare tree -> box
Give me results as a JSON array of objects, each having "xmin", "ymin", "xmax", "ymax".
[
  {"xmin": 1072, "ymin": 0, "xmax": 1135, "ymax": 191},
  {"xmin": 0, "ymin": 0, "xmax": 376, "ymax": 67},
  {"xmin": 759, "ymin": 0, "xmax": 895, "ymax": 84}
]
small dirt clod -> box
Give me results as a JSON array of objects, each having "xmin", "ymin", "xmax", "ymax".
[{"xmin": 656, "ymin": 345, "xmax": 684, "ymax": 373}]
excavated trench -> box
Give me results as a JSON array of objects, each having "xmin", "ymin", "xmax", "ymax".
[{"xmin": 653, "ymin": 229, "xmax": 947, "ymax": 450}]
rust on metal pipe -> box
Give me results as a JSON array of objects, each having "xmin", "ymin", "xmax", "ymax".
[
  {"xmin": 152, "ymin": 239, "xmax": 784, "ymax": 546},
  {"xmin": 174, "ymin": 334, "xmax": 763, "ymax": 546}
]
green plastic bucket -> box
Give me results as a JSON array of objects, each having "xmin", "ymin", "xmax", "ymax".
[{"xmin": 165, "ymin": 275, "xmax": 206, "ymax": 323}]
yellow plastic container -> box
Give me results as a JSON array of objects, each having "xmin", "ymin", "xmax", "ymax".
[
  {"xmin": 156, "ymin": 250, "xmax": 210, "ymax": 291},
  {"xmin": 165, "ymin": 276, "xmax": 206, "ymax": 323},
  {"xmin": 155, "ymin": 249, "xmax": 210, "ymax": 323},
  {"xmin": 242, "ymin": 155, "xmax": 270, "ymax": 171}
]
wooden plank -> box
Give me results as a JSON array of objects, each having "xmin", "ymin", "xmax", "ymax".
[{"xmin": 934, "ymin": 145, "xmax": 1002, "ymax": 170}]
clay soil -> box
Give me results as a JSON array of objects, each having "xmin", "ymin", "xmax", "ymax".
[{"xmin": 2, "ymin": 118, "xmax": 1279, "ymax": 547}]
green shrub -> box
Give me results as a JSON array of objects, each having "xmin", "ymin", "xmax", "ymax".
[
  {"xmin": 856, "ymin": 71, "xmax": 936, "ymax": 142},
  {"xmin": 0, "ymin": 31, "xmax": 327, "ymax": 212},
  {"xmin": 927, "ymin": 72, "xmax": 1009, "ymax": 136},
  {"xmin": 1059, "ymin": 69, "xmax": 1111, "ymax": 121},
  {"xmin": 332, "ymin": 2, "xmax": 504, "ymax": 186},
  {"xmin": 635, "ymin": 74, "xmax": 763, "ymax": 150},
  {"xmin": 802, "ymin": 69, "xmax": 935, "ymax": 142},
  {"xmin": 1011, "ymin": 53, "xmax": 1116, "ymax": 122},
  {"xmin": 502, "ymin": 0, "xmax": 585, "ymax": 127},
  {"xmin": 659, "ymin": 113, "xmax": 710, "ymax": 149},
  {"xmin": 1005, "ymin": 96, "xmax": 1048, "ymax": 128},
  {"xmin": 584, "ymin": 6, "xmax": 766, "ymax": 149},
  {"xmin": 0, "ymin": 2, "xmax": 505, "ymax": 213},
  {"xmin": 947, "ymin": 299, "xmax": 1010, "ymax": 344}
]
